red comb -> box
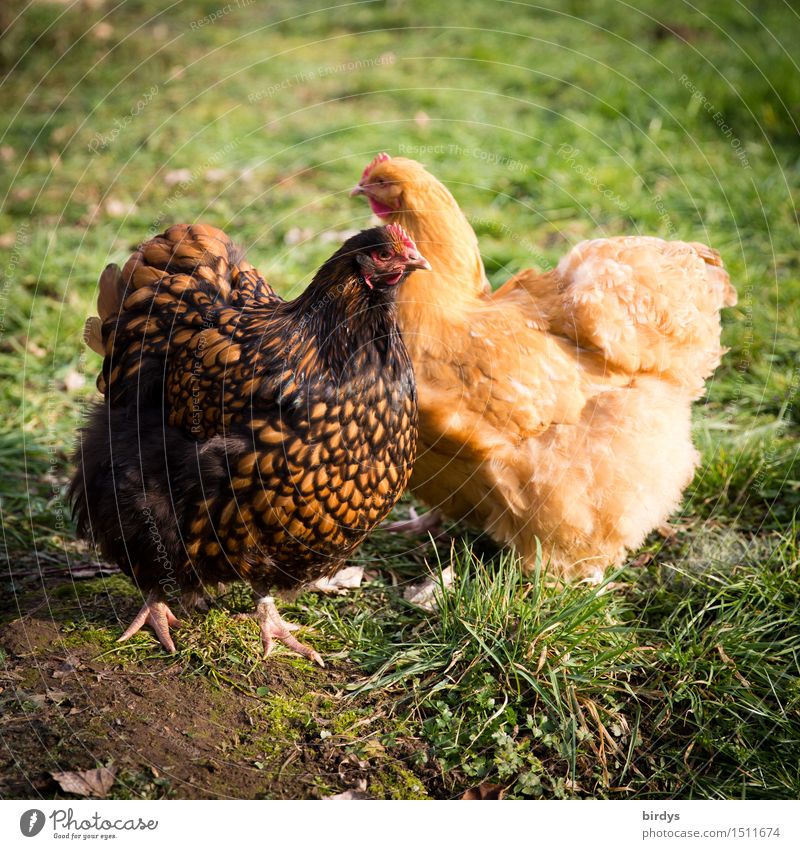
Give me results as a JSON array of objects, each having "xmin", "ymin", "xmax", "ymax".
[
  {"xmin": 361, "ymin": 152, "xmax": 391, "ymax": 180},
  {"xmin": 385, "ymin": 223, "xmax": 416, "ymax": 251}
]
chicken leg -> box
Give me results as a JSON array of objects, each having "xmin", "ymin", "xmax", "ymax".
[
  {"xmin": 118, "ymin": 588, "xmax": 182, "ymax": 653},
  {"xmin": 255, "ymin": 596, "xmax": 325, "ymax": 668}
]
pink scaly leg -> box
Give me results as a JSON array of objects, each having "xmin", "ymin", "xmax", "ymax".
[
  {"xmin": 255, "ymin": 596, "xmax": 324, "ymax": 668},
  {"xmin": 118, "ymin": 589, "xmax": 182, "ymax": 653}
]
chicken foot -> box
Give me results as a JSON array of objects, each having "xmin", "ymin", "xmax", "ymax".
[
  {"xmin": 255, "ymin": 596, "xmax": 325, "ymax": 668},
  {"xmin": 118, "ymin": 588, "xmax": 182, "ymax": 653}
]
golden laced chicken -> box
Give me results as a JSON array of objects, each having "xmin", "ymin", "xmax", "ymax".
[
  {"xmin": 70, "ymin": 222, "xmax": 428, "ymax": 664},
  {"xmin": 351, "ymin": 154, "xmax": 737, "ymax": 581}
]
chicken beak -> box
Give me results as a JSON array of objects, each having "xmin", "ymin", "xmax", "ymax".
[
  {"xmin": 405, "ymin": 251, "xmax": 432, "ymax": 272},
  {"xmin": 350, "ymin": 183, "xmax": 366, "ymax": 197}
]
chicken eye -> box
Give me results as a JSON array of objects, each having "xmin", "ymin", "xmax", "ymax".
[{"xmin": 376, "ymin": 250, "xmax": 392, "ymax": 261}]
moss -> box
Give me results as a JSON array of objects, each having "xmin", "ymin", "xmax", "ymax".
[
  {"xmin": 254, "ymin": 692, "xmax": 317, "ymax": 742},
  {"xmin": 52, "ymin": 575, "xmax": 139, "ymax": 602},
  {"xmin": 329, "ymin": 708, "xmax": 365, "ymax": 735},
  {"xmin": 60, "ymin": 622, "xmax": 120, "ymax": 651},
  {"xmin": 368, "ymin": 764, "xmax": 431, "ymax": 800}
]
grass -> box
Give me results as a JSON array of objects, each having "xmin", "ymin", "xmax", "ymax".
[{"xmin": 1, "ymin": 0, "xmax": 798, "ymax": 799}]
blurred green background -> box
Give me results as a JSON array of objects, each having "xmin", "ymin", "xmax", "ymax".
[{"xmin": 1, "ymin": 0, "xmax": 798, "ymax": 547}]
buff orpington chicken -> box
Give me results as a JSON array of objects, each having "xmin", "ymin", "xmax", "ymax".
[
  {"xmin": 351, "ymin": 154, "xmax": 737, "ymax": 581},
  {"xmin": 70, "ymin": 222, "xmax": 428, "ymax": 664}
]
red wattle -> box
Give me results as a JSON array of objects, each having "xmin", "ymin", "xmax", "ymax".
[{"xmin": 368, "ymin": 197, "xmax": 395, "ymax": 219}]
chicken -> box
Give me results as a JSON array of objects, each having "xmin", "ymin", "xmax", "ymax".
[
  {"xmin": 70, "ymin": 222, "xmax": 428, "ymax": 663},
  {"xmin": 351, "ymin": 154, "xmax": 737, "ymax": 581}
]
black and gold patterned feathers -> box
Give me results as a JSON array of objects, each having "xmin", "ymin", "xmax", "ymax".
[{"xmin": 71, "ymin": 223, "xmax": 420, "ymax": 603}]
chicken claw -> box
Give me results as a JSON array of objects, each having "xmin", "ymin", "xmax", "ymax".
[
  {"xmin": 383, "ymin": 506, "xmax": 444, "ymax": 536},
  {"xmin": 118, "ymin": 589, "xmax": 182, "ymax": 653},
  {"xmin": 256, "ymin": 596, "xmax": 325, "ymax": 668}
]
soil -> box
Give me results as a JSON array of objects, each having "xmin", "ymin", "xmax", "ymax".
[{"xmin": 0, "ymin": 564, "xmax": 441, "ymax": 800}]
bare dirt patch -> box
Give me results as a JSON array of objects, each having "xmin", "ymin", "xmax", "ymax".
[{"xmin": 0, "ymin": 573, "xmax": 439, "ymax": 800}]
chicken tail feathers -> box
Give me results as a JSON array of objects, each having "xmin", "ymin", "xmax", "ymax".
[
  {"xmin": 83, "ymin": 316, "xmax": 104, "ymax": 355},
  {"xmin": 87, "ymin": 224, "xmax": 276, "ymax": 407},
  {"xmin": 121, "ymin": 223, "xmax": 275, "ymax": 303},
  {"xmin": 98, "ymin": 262, "xmax": 126, "ymax": 321},
  {"xmin": 82, "ymin": 264, "xmax": 125, "ymax": 356},
  {"xmin": 554, "ymin": 236, "xmax": 738, "ymax": 394},
  {"xmin": 690, "ymin": 241, "xmax": 738, "ymax": 307}
]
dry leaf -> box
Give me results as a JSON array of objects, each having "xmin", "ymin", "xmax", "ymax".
[
  {"xmin": 312, "ymin": 565, "xmax": 363, "ymax": 593},
  {"xmin": 70, "ymin": 565, "xmax": 120, "ymax": 579},
  {"xmin": 164, "ymin": 169, "xmax": 192, "ymax": 187},
  {"xmin": 61, "ymin": 370, "xmax": 86, "ymax": 392},
  {"xmin": 461, "ymin": 782, "xmax": 505, "ymax": 800},
  {"xmin": 105, "ymin": 198, "xmax": 136, "ymax": 218},
  {"xmin": 403, "ymin": 566, "xmax": 454, "ymax": 612},
  {"xmin": 51, "ymin": 767, "xmax": 117, "ymax": 798},
  {"xmin": 51, "ymin": 125, "xmax": 72, "ymax": 144},
  {"xmin": 318, "ymin": 228, "xmax": 359, "ymax": 245},
  {"xmin": 323, "ymin": 789, "xmax": 371, "ymax": 800},
  {"xmin": 52, "ymin": 659, "xmax": 80, "ymax": 679},
  {"xmin": 46, "ymin": 690, "xmax": 68, "ymax": 704},
  {"xmin": 284, "ymin": 226, "xmax": 313, "ymax": 246},
  {"xmin": 91, "ymin": 22, "xmax": 114, "ymax": 40},
  {"xmin": 656, "ymin": 523, "xmax": 678, "ymax": 541}
]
